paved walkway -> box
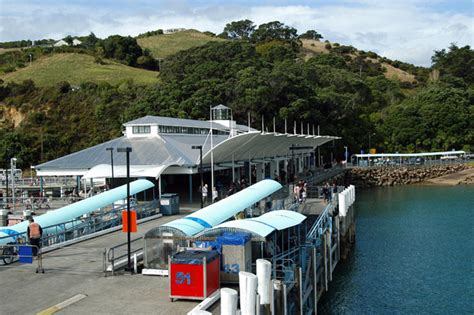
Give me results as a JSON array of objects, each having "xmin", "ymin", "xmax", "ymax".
[{"xmin": 0, "ymin": 214, "xmax": 209, "ymax": 315}]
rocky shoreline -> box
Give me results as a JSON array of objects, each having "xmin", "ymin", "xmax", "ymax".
[{"xmin": 346, "ymin": 164, "xmax": 471, "ymax": 187}]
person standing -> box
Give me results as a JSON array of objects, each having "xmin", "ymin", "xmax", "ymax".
[
  {"xmin": 201, "ymin": 184, "xmax": 208, "ymax": 206},
  {"xmin": 27, "ymin": 217, "xmax": 43, "ymax": 257},
  {"xmin": 212, "ymin": 186, "xmax": 218, "ymax": 203}
]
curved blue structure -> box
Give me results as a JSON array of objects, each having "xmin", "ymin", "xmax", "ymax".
[
  {"xmin": 0, "ymin": 179, "xmax": 155, "ymax": 244},
  {"xmin": 162, "ymin": 179, "xmax": 283, "ymax": 236}
]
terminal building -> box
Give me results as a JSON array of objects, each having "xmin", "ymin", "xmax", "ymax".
[{"xmin": 35, "ymin": 105, "xmax": 339, "ymax": 204}]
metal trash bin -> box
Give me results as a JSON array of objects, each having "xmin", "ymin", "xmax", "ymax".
[
  {"xmin": 169, "ymin": 249, "xmax": 220, "ymax": 301},
  {"xmin": 160, "ymin": 193, "xmax": 179, "ymax": 215}
]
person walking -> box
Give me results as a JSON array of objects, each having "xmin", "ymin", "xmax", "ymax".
[{"xmin": 27, "ymin": 217, "xmax": 43, "ymax": 257}]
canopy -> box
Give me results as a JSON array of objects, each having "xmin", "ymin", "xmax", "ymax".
[
  {"xmin": 202, "ymin": 132, "xmax": 338, "ymax": 164},
  {"xmin": 198, "ymin": 210, "xmax": 307, "ymax": 238},
  {"xmin": 82, "ymin": 164, "xmax": 168, "ymax": 179},
  {"xmin": 355, "ymin": 151, "xmax": 465, "ymax": 158},
  {"xmin": 0, "ymin": 179, "xmax": 155, "ymax": 244},
  {"xmin": 160, "ymin": 179, "xmax": 283, "ymax": 236}
]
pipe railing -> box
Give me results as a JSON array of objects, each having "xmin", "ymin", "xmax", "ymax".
[{"xmin": 0, "ymin": 200, "xmax": 158, "ymax": 251}]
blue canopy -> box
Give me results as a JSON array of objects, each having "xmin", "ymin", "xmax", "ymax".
[
  {"xmin": 0, "ymin": 179, "xmax": 155, "ymax": 244},
  {"xmin": 161, "ymin": 179, "xmax": 282, "ymax": 236}
]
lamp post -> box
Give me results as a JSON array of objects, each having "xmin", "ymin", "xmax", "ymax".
[
  {"xmin": 11, "ymin": 158, "xmax": 17, "ymax": 211},
  {"xmin": 117, "ymin": 147, "xmax": 132, "ymax": 274},
  {"xmin": 106, "ymin": 147, "xmax": 114, "ymax": 185},
  {"xmin": 192, "ymin": 145, "xmax": 203, "ymax": 209},
  {"xmin": 344, "ymin": 146, "xmax": 348, "ymax": 166}
]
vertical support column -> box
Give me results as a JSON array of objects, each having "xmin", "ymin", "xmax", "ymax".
[
  {"xmin": 328, "ymin": 230, "xmax": 333, "ymax": 281},
  {"xmin": 313, "ymin": 247, "xmax": 318, "ymax": 315},
  {"xmin": 232, "ymin": 154, "xmax": 235, "ymax": 183},
  {"xmin": 256, "ymin": 163, "xmax": 263, "ymax": 182},
  {"xmin": 39, "ymin": 176, "xmax": 44, "ymax": 197},
  {"xmin": 188, "ymin": 174, "xmax": 193, "ymax": 204},
  {"xmin": 283, "ymin": 158, "xmax": 288, "ymax": 183},
  {"xmin": 323, "ymin": 232, "xmax": 328, "ymax": 291},
  {"xmin": 158, "ymin": 176, "xmax": 162, "ymax": 199},
  {"xmin": 337, "ymin": 217, "xmax": 341, "ymax": 263}
]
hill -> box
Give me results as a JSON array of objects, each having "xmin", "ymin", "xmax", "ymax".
[
  {"xmin": 301, "ymin": 39, "xmax": 416, "ymax": 83},
  {"xmin": 137, "ymin": 30, "xmax": 224, "ymax": 59},
  {"xmin": 0, "ymin": 53, "xmax": 159, "ymax": 86}
]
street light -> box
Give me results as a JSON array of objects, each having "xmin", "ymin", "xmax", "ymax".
[
  {"xmin": 344, "ymin": 146, "xmax": 348, "ymax": 165},
  {"xmin": 192, "ymin": 145, "xmax": 203, "ymax": 209},
  {"xmin": 106, "ymin": 147, "xmax": 114, "ymax": 185},
  {"xmin": 117, "ymin": 147, "xmax": 132, "ymax": 274},
  {"xmin": 11, "ymin": 158, "xmax": 17, "ymax": 211}
]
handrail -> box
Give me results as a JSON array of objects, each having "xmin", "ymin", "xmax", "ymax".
[{"xmin": 0, "ymin": 200, "xmax": 158, "ymax": 248}]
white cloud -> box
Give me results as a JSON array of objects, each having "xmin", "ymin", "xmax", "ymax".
[{"xmin": 0, "ymin": 1, "xmax": 472, "ymax": 66}]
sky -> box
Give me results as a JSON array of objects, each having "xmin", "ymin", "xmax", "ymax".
[{"xmin": 0, "ymin": 0, "xmax": 472, "ymax": 66}]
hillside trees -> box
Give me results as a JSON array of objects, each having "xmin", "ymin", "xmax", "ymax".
[
  {"xmin": 432, "ymin": 44, "xmax": 474, "ymax": 85},
  {"xmin": 299, "ymin": 30, "xmax": 323, "ymax": 41},
  {"xmin": 222, "ymin": 20, "xmax": 256, "ymax": 40}
]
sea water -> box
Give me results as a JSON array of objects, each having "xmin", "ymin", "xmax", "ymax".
[{"xmin": 319, "ymin": 185, "xmax": 474, "ymax": 314}]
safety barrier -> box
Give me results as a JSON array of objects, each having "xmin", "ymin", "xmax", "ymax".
[
  {"xmin": 0, "ymin": 200, "xmax": 158, "ymax": 251},
  {"xmin": 103, "ymin": 237, "xmax": 143, "ymax": 276}
]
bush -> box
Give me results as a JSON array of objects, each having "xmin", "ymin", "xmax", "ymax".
[{"xmin": 325, "ymin": 43, "xmax": 331, "ymax": 50}]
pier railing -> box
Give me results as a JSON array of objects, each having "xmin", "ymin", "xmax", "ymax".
[{"xmin": 0, "ymin": 200, "xmax": 158, "ymax": 264}]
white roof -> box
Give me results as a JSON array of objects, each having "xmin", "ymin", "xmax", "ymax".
[
  {"xmin": 199, "ymin": 210, "xmax": 307, "ymax": 238},
  {"xmin": 82, "ymin": 164, "xmax": 168, "ymax": 179},
  {"xmin": 355, "ymin": 151, "xmax": 465, "ymax": 158}
]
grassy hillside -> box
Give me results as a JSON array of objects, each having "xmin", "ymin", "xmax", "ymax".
[
  {"xmin": 0, "ymin": 53, "xmax": 159, "ymax": 86},
  {"xmin": 301, "ymin": 39, "xmax": 415, "ymax": 82},
  {"xmin": 0, "ymin": 48, "xmax": 21, "ymax": 55},
  {"xmin": 137, "ymin": 30, "xmax": 224, "ymax": 58}
]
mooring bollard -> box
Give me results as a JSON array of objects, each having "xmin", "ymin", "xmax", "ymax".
[
  {"xmin": 239, "ymin": 271, "xmax": 258, "ymax": 315},
  {"xmin": 256, "ymin": 259, "xmax": 271, "ymax": 314},
  {"xmin": 221, "ymin": 288, "xmax": 238, "ymax": 315}
]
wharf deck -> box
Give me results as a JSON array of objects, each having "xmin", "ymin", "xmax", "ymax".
[
  {"xmin": 300, "ymin": 198, "xmax": 328, "ymax": 216},
  {"xmin": 0, "ymin": 214, "xmax": 209, "ymax": 315}
]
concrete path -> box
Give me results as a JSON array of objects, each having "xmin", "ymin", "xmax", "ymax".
[{"xmin": 0, "ymin": 214, "xmax": 209, "ymax": 315}]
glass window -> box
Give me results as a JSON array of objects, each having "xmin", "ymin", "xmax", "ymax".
[{"xmin": 132, "ymin": 125, "xmax": 151, "ymax": 134}]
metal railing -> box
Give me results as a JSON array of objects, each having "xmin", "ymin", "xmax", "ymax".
[
  {"xmin": 0, "ymin": 200, "xmax": 158, "ymax": 253},
  {"xmin": 103, "ymin": 237, "xmax": 144, "ymax": 276},
  {"xmin": 0, "ymin": 176, "xmax": 78, "ymax": 187},
  {"xmin": 351, "ymin": 159, "xmax": 468, "ymax": 168}
]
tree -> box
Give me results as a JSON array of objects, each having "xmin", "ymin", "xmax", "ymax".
[
  {"xmin": 97, "ymin": 35, "xmax": 144, "ymax": 66},
  {"xmin": 223, "ymin": 20, "xmax": 256, "ymax": 40},
  {"xmin": 432, "ymin": 44, "xmax": 474, "ymax": 85},
  {"xmin": 299, "ymin": 30, "xmax": 323, "ymax": 41},
  {"xmin": 251, "ymin": 21, "xmax": 299, "ymax": 43},
  {"xmin": 64, "ymin": 35, "xmax": 74, "ymax": 46},
  {"xmin": 84, "ymin": 32, "xmax": 98, "ymax": 48}
]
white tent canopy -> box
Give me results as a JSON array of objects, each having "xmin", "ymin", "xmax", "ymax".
[{"xmin": 82, "ymin": 164, "xmax": 168, "ymax": 179}]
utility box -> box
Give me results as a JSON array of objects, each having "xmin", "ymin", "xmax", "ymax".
[
  {"xmin": 169, "ymin": 250, "xmax": 220, "ymax": 301},
  {"xmin": 217, "ymin": 232, "xmax": 252, "ymax": 283},
  {"xmin": 160, "ymin": 193, "xmax": 179, "ymax": 216}
]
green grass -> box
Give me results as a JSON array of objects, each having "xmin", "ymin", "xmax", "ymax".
[
  {"xmin": 0, "ymin": 53, "xmax": 159, "ymax": 86},
  {"xmin": 137, "ymin": 30, "xmax": 224, "ymax": 59}
]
